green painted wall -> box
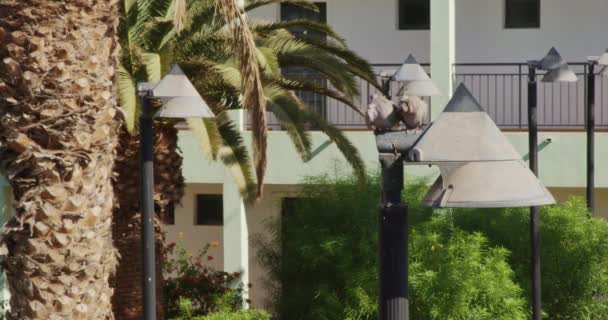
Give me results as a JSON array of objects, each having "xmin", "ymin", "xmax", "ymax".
[{"xmin": 179, "ymin": 130, "xmax": 605, "ymax": 188}]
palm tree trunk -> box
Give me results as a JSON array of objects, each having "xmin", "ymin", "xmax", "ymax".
[
  {"xmin": 111, "ymin": 125, "xmax": 184, "ymax": 320},
  {"xmin": 0, "ymin": 0, "xmax": 120, "ymax": 319}
]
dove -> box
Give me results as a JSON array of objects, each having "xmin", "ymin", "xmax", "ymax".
[
  {"xmin": 398, "ymin": 94, "xmax": 428, "ymax": 131},
  {"xmin": 366, "ymin": 94, "xmax": 399, "ymax": 130}
]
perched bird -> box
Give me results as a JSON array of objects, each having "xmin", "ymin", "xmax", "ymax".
[
  {"xmin": 366, "ymin": 94, "xmax": 399, "ymax": 130},
  {"xmin": 398, "ymin": 94, "xmax": 428, "ymax": 131}
]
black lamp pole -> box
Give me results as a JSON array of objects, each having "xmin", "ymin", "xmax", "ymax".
[
  {"xmin": 377, "ymin": 78, "xmax": 409, "ymax": 320},
  {"xmin": 139, "ymin": 92, "xmax": 157, "ymax": 320},
  {"xmin": 586, "ymin": 62, "xmax": 596, "ymax": 215},
  {"xmin": 527, "ymin": 64, "xmax": 541, "ymax": 320}
]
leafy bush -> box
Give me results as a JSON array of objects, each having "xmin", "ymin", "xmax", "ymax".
[
  {"xmin": 170, "ymin": 298, "xmax": 271, "ymax": 320},
  {"xmin": 449, "ymin": 198, "xmax": 608, "ymax": 319},
  {"xmin": 254, "ymin": 174, "xmax": 527, "ymax": 320},
  {"xmin": 410, "ymin": 217, "xmax": 527, "ymax": 320},
  {"xmin": 164, "ymin": 241, "xmax": 244, "ymax": 318}
]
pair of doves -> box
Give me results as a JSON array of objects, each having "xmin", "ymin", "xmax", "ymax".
[{"xmin": 366, "ymin": 92, "xmax": 428, "ymax": 131}]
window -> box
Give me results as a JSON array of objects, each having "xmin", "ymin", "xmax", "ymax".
[
  {"xmin": 280, "ymin": 3, "xmax": 327, "ymax": 122},
  {"xmin": 505, "ymin": 0, "xmax": 540, "ymax": 29},
  {"xmin": 398, "ymin": 0, "xmax": 430, "ymax": 30},
  {"xmin": 163, "ymin": 202, "xmax": 175, "ymax": 225},
  {"xmin": 195, "ymin": 194, "xmax": 223, "ymax": 226}
]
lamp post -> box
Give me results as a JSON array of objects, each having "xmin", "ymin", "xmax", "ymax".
[
  {"xmin": 137, "ymin": 65, "xmax": 215, "ymax": 320},
  {"xmin": 375, "ymin": 54, "xmax": 439, "ymax": 320},
  {"xmin": 527, "ymin": 47, "xmax": 577, "ymax": 320},
  {"xmin": 585, "ymin": 50, "xmax": 608, "ymax": 215},
  {"xmin": 375, "ymin": 82, "xmax": 555, "ymax": 320}
]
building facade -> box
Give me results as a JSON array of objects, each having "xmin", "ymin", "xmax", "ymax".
[{"xmin": 163, "ymin": 0, "xmax": 608, "ymax": 310}]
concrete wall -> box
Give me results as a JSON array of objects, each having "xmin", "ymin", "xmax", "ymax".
[
  {"xmin": 180, "ymin": 130, "xmax": 608, "ymax": 190},
  {"xmin": 249, "ymin": 0, "xmax": 608, "ymax": 64}
]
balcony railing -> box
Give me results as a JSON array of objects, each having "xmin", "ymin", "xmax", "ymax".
[{"xmin": 249, "ymin": 62, "xmax": 607, "ymax": 130}]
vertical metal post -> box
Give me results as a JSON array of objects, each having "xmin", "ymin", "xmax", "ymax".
[
  {"xmin": 586, "ymin": 62, "xmax": 596, "ymax": 215},
  {"xmin": 379, "ymin": 155, "xmax": 408, "ymax": 320},
  {"xmin": 377, "ymin": 78, "xmax": 409, "ymax": 320},
  {"xmin": 527, "ymin": 65, "xmax": 541, "ymax": 320},
  {"xmin": 140, "ymin": 94, "xmax": 157, "ymax": 320}
]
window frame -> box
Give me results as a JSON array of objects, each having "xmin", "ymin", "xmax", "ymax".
[
  {"xmin": 398, "ymin": 0, "xmax": 431, "ymax": 31},
  {"xmin": 504, "ymin": 0, "xmax": 541, "ymax": 29},
  {"xmin": 194, "ymin": 194, "xmax": 224, "ymax": 226}
]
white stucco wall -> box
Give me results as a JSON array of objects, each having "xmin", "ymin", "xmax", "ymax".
[{"xmin": 249, "ymin": 0, "xmax": 608, "ymax": 64}]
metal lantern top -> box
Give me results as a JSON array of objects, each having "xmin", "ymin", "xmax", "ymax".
[
  {"xmin": 408, "ymin": 84, "xmax": 555, "ymax": 208},
  {"xmin": 152, "ymin": 64, "xmax": 215, "ymax": 118},
  {"xmin": 392, "ymin": 54, "xmax": 440, "ymax": 96},
  {"xmin": 593, "ymin": 49, "xmax": 608, "ymax": 66},
  {"xmin": 536, "ymin": 47, "xmax": 578, "ymax": 83}
]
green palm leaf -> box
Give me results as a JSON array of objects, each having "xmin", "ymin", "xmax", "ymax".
[
  {"xmin": 245, "ymin": 0, "xmax": 318, "ymax": 12},
  {"xmin": 265, "ymin": 86, "xmax": 312, "ymax": 160},
  {"xmin": 117, "ymin": 64, "xmax": 139, "ymax": 133}
]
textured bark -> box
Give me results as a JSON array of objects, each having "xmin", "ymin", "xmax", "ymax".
[
  {"xmin": 0, "ymin": 1, "xmax": 121, "ymax": 319},
  {"xmin": 111, "ymin": 125, "xmax": 184, "ymax": 320}
]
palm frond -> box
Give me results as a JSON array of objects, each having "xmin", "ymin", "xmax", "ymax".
[
  {"xmin": 295, "ymin": 37, "xmax": 378, "ymax": 88},
  {"xmin": 300, "ymin": 101, "xmax": 367, "ymax": 182},
  {"xmin": 256, "ymin": 47, "xmax": 280, "ymax": 77},
  {"xmin": 265, "ymin": 86, "xmax": 312, "ymax": 160},
  {"xmin": 118, "ymin": 64, "xmax": 139, "ymax": 133},
  {"xmin": 215, "ymin": 112, "xmax": 257, "ymax": 203},
  {"xmin": 215, "ymin": 0, "xmax": 268, "ymax": 198},
  {"xmin": 141, "ymin": 52, "xmax": 163, "ymax": 82},
  {"xmin": 251, "ymin": 19, "xmax": 345, "ymax": 45},
  {"xmin": 186, "ymin": 117, "xmax": 222, "ymax": 160},
  {"xmin": 245, "ymin": 0, "xmax": 318, "ymax": 12},
  {"xmin": 267, "ymin": 76, "xmax": 364, "ymax": 117}
]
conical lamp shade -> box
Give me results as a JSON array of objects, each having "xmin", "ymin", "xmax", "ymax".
[
  {"xmin": 538, "ymin": 47, "xmax": 578, "ymax": 83},
  {"xmin": 409, "ymin": 84, "xmax": 521, "ymax": 162},
  {"xmin": 409, "ymin": 84, "xmax": 555, "ymax": 208},
  {"xmin": 542, "ymin": 66, "xmax": 578, "ymax": 82},
  {"xmin": 153, "ymin": 64, "xmax": 202, "ymax": 98},
  {"xmin": 400, "ymin": 80, "xmax": 441, "ymax": 97},
  {"xmin": 152, "ymin": 64, "xmax": 215, "ymax": 118},
  {"xmin": 597, "ymin": 49, "xmax": 608, "ymax": 66},
  {"xmin": 393, "ymin": 55, "xmax": 430, "ymax": 82},
  {"xmin": 422, "ymin": 161, "xmax": 555, "ymax": 208},
  {"xmin": 156, "ymin": 96, "xmax": 214, "ymax": 118}
]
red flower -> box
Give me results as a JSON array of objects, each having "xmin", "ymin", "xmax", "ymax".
[
  {"xmin": 194, "ymin": 260, "xmax": 202, "ymax": 267},
  {"xmin": 167, "ymin": 242, "xmax": 176, "ymax": 249},
  {"xmin": 207, "ymin": 255, "xmax": 214, "ymax": 261},
  {"xmin": 210, "ymin": 241, "xmax": 221, "ymax": 248}
]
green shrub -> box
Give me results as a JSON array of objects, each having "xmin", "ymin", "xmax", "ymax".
[
  {"xmin": 170, "ymin": 298, "xmax": 271, "ymax": 320},
  {"xmin": 254, "ymin": 174, "xmax": 527, "ymax": 320},
  {"xmin": 449, "ymin": 198, "xmax": 608, "ymax": 319},
  {"xmin": 410, "ymin": 217, "xmax": 527, "ymax": 320}
]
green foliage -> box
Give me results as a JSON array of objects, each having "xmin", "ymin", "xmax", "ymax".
[
  {"xmin": 409, "ymin": 218, "xmax": 527, "ymax": 320},
  {"xmin": 118, "ymin": 0, "xmax": 377, "ymax": 199},
  {"xmin": 170, "ymin": 298, "xmax": 271, "ymax": 320},
  {"xmin": 448, "ymin": 198, "xmax": 608, "ymax": 319},
  {"xmin": 254, "ymin": 174, "xmax": 527, "ymax": 320},
  {"xmin": 163, "ymin": 241, "xmax": 244, "ymax": 318}
]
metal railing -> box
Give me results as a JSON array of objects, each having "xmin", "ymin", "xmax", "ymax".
[{"xmin": 248, "ymin": 62, "xmax": 606, "ymax": 130}]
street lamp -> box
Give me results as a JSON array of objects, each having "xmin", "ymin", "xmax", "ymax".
[
  {"xmin": 375, "ymin": 54, "xmax": 439, "ymax": 320},
  {"xmin": 137, "ymin": 64, "xmax": 215, "ymax": 320},
  {"xmin": 527, "ymin": 47, "xmax": 577, "ymax": 320},
  {"xmin": 374, "ymin": 83, "xmax": 555, "ymax": 320},
  {"xmin": 585, "ymin": 49, "xmax": 608, "ymax": 215}
]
